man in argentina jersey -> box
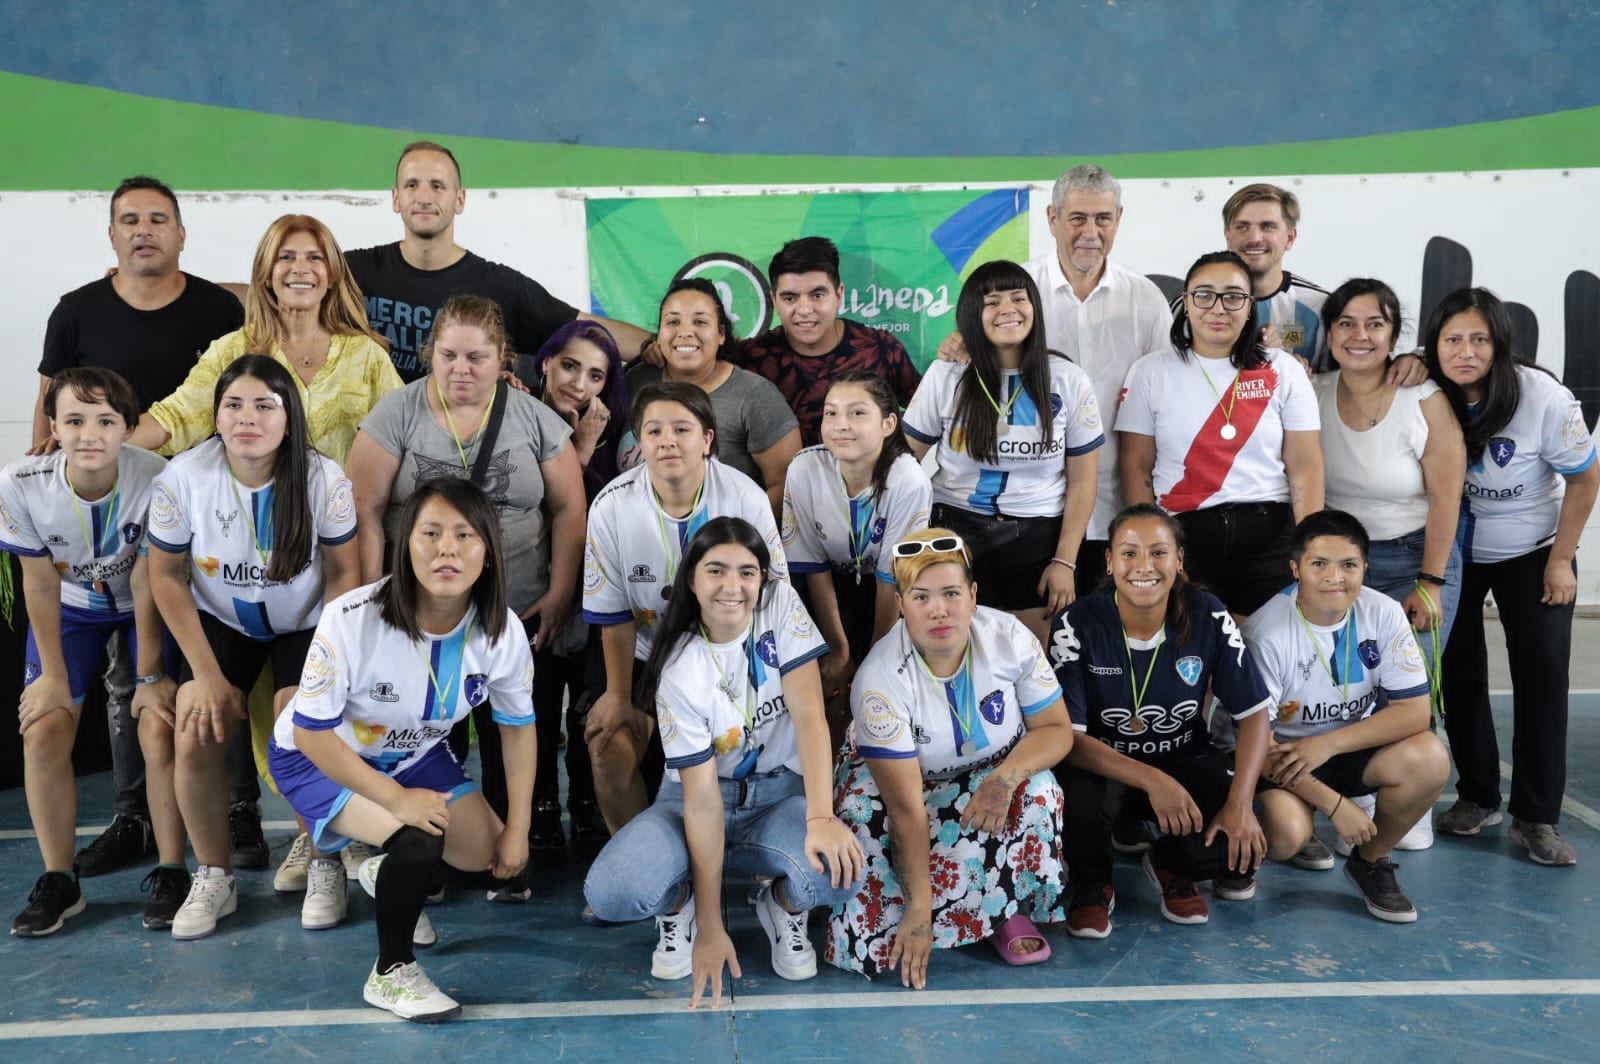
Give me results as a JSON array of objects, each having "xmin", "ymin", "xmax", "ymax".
[
  {"xmin": 656, "ymin": 580, "xmax": 827, "ymax": 781},
  {"xmin": 1229, "ymin": 511, "xmax": 1448, "ymax": 922},
  {"xmin": 147, "ymin": 437, "xmax": 356, "ymax": 637},
  {"xmin": 901, "ymin": 356, "xmax": 1103, "ymax": 517},
  {"xmin": 1220, "ymin": 184, "xmax": 1329, "ymax": 368},
  {"xmin": 583, "ymin": 458, "xmax": 787, "ymax": 664},
  {"xmin": 782, "ymin": 446, "xmax": 930, "ymax": 587}
]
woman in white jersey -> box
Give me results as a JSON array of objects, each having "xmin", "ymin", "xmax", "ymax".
[
  {"xmin": 827, "ymin": 529, "xmax": 1073, "ymax": 987},
  {"xmin": 782, "ymin": 371, "xmax": 931, "ymax": 741},
  {"xmin": 270, "ymin": 477, "xmax": 536, "ymax": 1022},
  {"xmin": 1424, "ymin": 287, "xmax": 1599, "ymax": 865},
  {"xmin": 1119, "ymin": 250, "xmax": 1323, "ymax": 616},
  {"xmin": 902, "ymin": 260, "xmax": 1103, "ymax": 644},
  {"xmin": 584, "ymin": 517, "xmax": 861, "ymax": 1007},
  {"xmin": 582, "ymin": 381, "xmax": 787, "ymax": 836},
  {"xmin": 147, "ymin": 355, "xmax": 360, "ymax": 939}
]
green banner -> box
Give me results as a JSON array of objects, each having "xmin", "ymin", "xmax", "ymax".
[{"xmin": 587, "ymin": 189, "xmax": 1029, "ymax": 369}]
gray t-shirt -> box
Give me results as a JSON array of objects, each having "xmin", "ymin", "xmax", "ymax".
[
  {"xmin": 627, "ymin": 364, "xmax": 797, "ymax": 486},
  {"xmin": 360, "ymin": 378, "xmax": 572, "ymax": 612}
]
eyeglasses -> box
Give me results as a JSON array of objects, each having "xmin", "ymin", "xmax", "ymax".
[
  {"xmin": 892, "ymin": 535, "xmax": 968, "ymax": 559},
  {"xmin": 1188, "ymin": 289, "xmax": 1252, "ymax": 311}
]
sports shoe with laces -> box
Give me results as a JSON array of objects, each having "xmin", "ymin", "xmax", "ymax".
[
  {"xmin": 140, "ymin": 866, "xmax": 191, "ymax": 930},
  {"xmin": 363, "ymin": 960, "xmax": 460, "ymax": 1023},
  {"xmin": 1511, "ymin": 820, "xmax": 1577, "ymax": 866},
  {"xmin": 340, "ymin": 841, "xmax": 374, "ymax": 881},
  {"xmin": 74, "ymin": 813, "xmax": 154, "ymax": 877},
  {"xmin": 1066, "ymin": 882, "xmax": 1115, "ymax": 939},
  {"xmin": 652, "ymin": 893, "xmax": 697, "ymax": 980},
  {"xmin": 228, "ymin": 802, "xmax": 269, "ymax": 869},
  {"xmin": 1213, "ymin": 871, "xmax": 1257, "ymax": 901},
  {"xmin": 1395, "ymin": 811, "xmax": 1435, "ymax": 851},
  {"xmin": 171, "ymin": 865, "xmax": 237, "ymax": 940},
  {"xmin": 1291, "ymin": 836, "xmax": 1336, "ymax": 870},
  {"xmin": 302, "ymin": 857, "xmax": 348, "ymax": 930},
  {"xmin": 754, "ymin": 883, "xmax": 817, "ymax": 980},
  {"xmin": 1142, "ymin": 852, "xmax": 1208, "ymax": 925},
  {"xmin": 1435, "ymin": 798, "xmax": 1503, "ymax": 837},
  {"xmin": 486, "ymin": 871, "xmax": 531, "ymax": 903},
  {"xmin": 1344, "ymin": 852, "xmax": 1417, "ymax": 923},
  {"xmin": 1331, "ymin": 795, "xmax": 1379, "ymax": 857},
  {"xmin": 274, "ymin": 833, "xmax": 313, "ymax": 893},
  {"xmin": 357, "ymin": 855, "xmax": 441, "ymax": 947},
  {"xmin": 11, "ymin": 872, "xmax": 85, "ymax": 937}
]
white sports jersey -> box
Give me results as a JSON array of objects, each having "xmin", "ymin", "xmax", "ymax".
[
  {"xmin": 656, "ymin": 579, "xmax": 828, "ymax": 782},
  {"xmin": 851, "ymin": 607, "xmax": 1061, "ymax": 778},
  {"xmin": 275, "ymin": 581, "xmax": 533, "ymax": 776},
  {"xmin": 148, "ymin": 438, "xmax": 357, "ymax": 638},
  {"xmin": 0, "ymin": 447, "xmax": 165, "ymax": 615},
  {"xmin": 1220, "ymin": 586, "xmax": 1430, "ymax": 746},
  {"xmin": 902, "ymin": 355, "xmax": 1103, "ymax": 518},
  {"xmin": 1116, "ymin": 346, "xmax": 1318, "ymax": 512},
  {"xmin": 1461, "ymin": 365, "xmax": 1596, "ymax": 563},
  {"xmin": 1259, "ymin": 272, "xmax": 1329, "ymax": 370},
  {"xmin": 583, "ymin": 458, "xmax": 788, "ymax": 661},
  {"xmin": 782, "ymin": 447, "xmax": 930, "ymax": 585}
]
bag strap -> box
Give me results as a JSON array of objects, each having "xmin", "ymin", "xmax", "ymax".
[{"xmin": 469, "ymin": 380, "xmax": 509, "ymax": 486}]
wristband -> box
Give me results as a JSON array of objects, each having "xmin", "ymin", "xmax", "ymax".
[
  {"xmin": 1329, "ymin": 795, "xmax": 1344, "ymax": 818},
  {"xmin": 1049, "ymin": 557, "xmax": 1077, "ymax": 571},
  {"xmin": 1416, "ymin": 572, "xmax": 1447, "ymax": 587},
  {"xmin": 135, "ymin": 672, "xmax": 168, "ymax": 686}
]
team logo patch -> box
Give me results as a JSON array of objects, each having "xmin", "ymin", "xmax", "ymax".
[
  {"xmin": 786, "ymin": 598, "xmax": 817, "ymax": 640},
  {"xmin": 464, "ymin": 674, "xmax": 489, "ymax": 707},
  {"xmin": 47, "ymin": 534, "xmax": 68, "ymax": 548},
  {"xmin": 979, "ymin": 690, "xmax": 1005, "ymax": 726},
  {"xmin": 1357, "ymin": 639, "xmax": 1381, "ymax": 669},
  {"xmin": 325, "ymin": 477, "xmax": 356, "ymax": 526},
  {"xmin": 859, "ymin": 690, "xmax": 904, "ymax": 744},
  {"xmin": 1489, "ymin": 437, "xmax": 1516, "ymax": 467},
  {"xmin": 780, "ymin": 497, "xmax": 797, "ymax": 545},
  {"xmin": 582, "ymin": 542, "xmax": 605, "ymax": 595},
  {"xmin": 756, "ymin": 631, "xmax": 779, "ymax": 669},
  {"xmin": 627, "ymin": 563, "xmax": 655, "ymax": 584},
  {"xmin": 149, "ymin": 484, "xmax": 180, "ymax": 531},
  {"xmin": 122, "ymin": 522, "xmax": 143, "ymax": 544},
  {"xmin": 656, "ymin": 700, "xmax": 680, "ymax": 746},
  {"xmin": 1393, "ymin": 629, "xmax": 1425, "ymax": 675},
  {"xmin": 1280, "ymin": 323, "xmax": 1306, "ymax": 349},
  {"xmin": 215, "ymin": 508, "xmax": 238, "ymax": 537},
  {"xmin": 300, "ymin": 636, "xmax": 336, "ymax": 695},
  {"xmin": 0, "ymin": 496, "xmax": 18, "ymax": 534},
  {"xmin": 1175, "ymin": 656, "xmax": 1203, "ymax": 686},
  {"xmin": 369, "ymin": 682, "xmax": 399, "ymax": 703},
  {"xmin": 1049, "ymin": 393, "xmax": 1064, "ymax": 418},
  {"xmin": 1075, "ymin": 390, "xmax": 1102, "ymax": 431},
  {"xmin": 1562, "ymin": 403, "xmax": 1590, "ymax": 451},
  {"xmin": 870, "ymin": 516, "xmax": 887, "ymax": 545},
  {"xmin": 23, "ymin": 661, "xmax": 40, "ymax": 685}
]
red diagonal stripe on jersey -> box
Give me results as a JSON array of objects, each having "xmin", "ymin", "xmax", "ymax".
[{"xmin": 1161, "ymin": 364, "xmax": 1280, "ymax": 512}]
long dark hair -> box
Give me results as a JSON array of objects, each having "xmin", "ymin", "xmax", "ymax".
[
  {"xmin": 377, "ymin": 477, "xmax": 509, "ymax": 643},
  {"xmin": 1105, "ymin": 503, "xmax": 1193, "ymax": 646},
  {"xmin": 531, "ymin": 319, "xmax": 629, "ymax": 428},
  {"xmin": 951, "ymin": 260, "xmax": 1057, "ymax": 464},
  {"xmin": 636, "ymin": 517, "xmax": 772, "ymax": 714},
  {"xmin": 1422, "ymin": 286, "xmax": 1522, "ymax": 465},
  {"xmin": 213, "ymin": 355, "xmax": 314, "ymax": 583},
  {"xmin": 1168, "ymin": 251, "xmax": 1264, "ymax": 370},
  {"xmin": 826, "ymin": 370, "xmax": 911, "ymax": 503}
]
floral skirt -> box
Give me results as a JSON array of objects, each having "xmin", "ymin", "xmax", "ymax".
[{"xmin": 824, "ymin": 756, "xmax": 1067, "ymax": 977}]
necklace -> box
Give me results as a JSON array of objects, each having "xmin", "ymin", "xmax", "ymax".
[
  {"xmin": 1196, "ymin": 358, "xmax": 1241, "ymax": 440},
  {"xmin": 652, "ymin": 476, "xmax": 706, "ymax": 597},
  {"xmin": 435, "ymin": 377, "xmax": 494, "ymax": 473},
  {"xmin": 1339, "ymin": 378, "xmax": 1389, "ymax": 429},
  {"xmin": 1295, "ymin": 603, "xmax": 1354, "ymax": 708},
  {"xmin": 65, "ymin": 470, "xmax": 119, "ymax": 585},
  {"xmin": 425, "ymin": 615, "xmax": 473, "ymax": 719},
  {"xmin": 701, "ymin": 620, "xmax": 757, "ymax": 742},
  {"xmin": 226, "ymin": 466, "xmax": 272, "ymax": 569}
]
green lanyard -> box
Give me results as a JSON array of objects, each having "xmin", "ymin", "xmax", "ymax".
[
  {"xmin": 839, "ymin": 477, "xmax": 875, "ymax": 585},
  {"xmin": 973, "ymin": 369, "xmax": 1022, "ymax": 424},
  {"xmin": 426, "ymin": 617, "xmax": 472, "ymax": 717},
  {"xmin": 227, "ymin": 468, "xmax": 272, "ymax": 569},
  {"xmin": 912, "ymin": 642, "xmax": 981, "ymax": 752},
  {"xmin": 1121, "ymin": 625, "xmax": 1166, "ymax": 709},
  {"xmin": 1412, "ymin": 582, "xmax": 1446, "ymax": 722},
  {"xmin": 65, "ymin": 471, "xmax": 118, "ymax": 585},
  {"xmin": 435, "ymin": 377, "xmax": 493, "ymax": 473},
  {"xmin": 1295, "ymin": 604, "xmax": 1353, "ymax": 704},
  {"xmin": 702, "ymin": 621, "xmax": 756, "ymax": 742},
  {"xmin": 652, "ymin": 477, "xmax": 706, "ymax": 589}
]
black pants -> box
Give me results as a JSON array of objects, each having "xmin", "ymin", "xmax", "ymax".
[
  {"xmin": 532, "ymin": 641, "xmax": 598, "ymax": 809},
  {"xmin": 1442, "ymin": 545, "xmax": 1571, "ymax": 824},
  {"xmin": 1059, "ymin": 746, "xmax": 1238, "ymax": 885},
  {"xmin": 1175, "ymin": 502, "xmax": 1294, "ymax": 615},
  {"xmin": 1075, "ymin": 538, "xmax": 1110, "ymax": 599}
]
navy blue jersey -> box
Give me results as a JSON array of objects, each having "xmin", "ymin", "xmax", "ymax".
[{"xmin": 1047, "ymin": 587, "xmax": 1271, "ymax": 763}]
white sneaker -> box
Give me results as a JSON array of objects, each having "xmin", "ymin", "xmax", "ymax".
[
  {"xmin": 651, "ymin": 894, "xmax": 697, "ymax": 980},
  {"xmin": 1395, "ymin": 811, "xmax": 1435, "ymax": 851},
  {"xmin": 754, "ymin": 883, "xmax": 817, "ymax": 980},
  {"xmin": 302, "ymin": 858, "xmax": 348, "ymax": 930},
  {"xmin": 363, "ymin": 960, "xmax": 460, "ymax": 1023},
  {"xmin": 273, "ymin": 833, "xmax": 313, "ymax": 893},
  {"xmin": 340, "ymin": 841, "xmax": 374, "ymax": 881},
  {"xmin": 1331, "ymin": 794, "xmax": 1379, "ymax": 857},
  {"xmin": 357, "ymin": 855, "xmax": 438, "ymax": 947},
  {"xmin": 171, "ymin": 865, "xmax": 237, "ymax": 940}
]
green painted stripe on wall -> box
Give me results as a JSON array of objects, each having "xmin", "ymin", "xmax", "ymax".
[{"xmin": 4, "ymin": 71, "xmax": 1599, "ymax": 191}]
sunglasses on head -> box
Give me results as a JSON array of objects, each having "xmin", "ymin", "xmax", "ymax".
[{"xmin": 891, "ymin": 535, "xmax": 968, "ymax": 559}]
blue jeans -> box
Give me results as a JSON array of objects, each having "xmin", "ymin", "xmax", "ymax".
[
  {"xmin": 584, "ymin": 768, "xmax": 858, "ymax": 921},
  {"xmin": 1365, "ymin": 528, "xmax": 1462, "ymax": 677}
]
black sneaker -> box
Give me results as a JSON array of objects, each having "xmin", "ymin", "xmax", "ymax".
[
  {"xmin": 11, "ymin": 872, "xmax": 85, "ymax": 937},
  {"xmin": 570, "ymin": 799, "xmax": 610, "ymax": 854},
  {"xmin": 530, "ymin": 801, "xmax": 566, "ymax": 854},
  {"xmin": 141, "ymin": 866, "xmax": 192, "ymax": 930},
  {"xmin": 73, "ymin": 813, "xmax": 154, "ymax": 877},
  {"xmin": 229, "ymin": 802, "xmax": 270, "ymax": 870},
  {"xmin": 1344, "ymin": 853, "xmax": 1417, "ymax": 923}
]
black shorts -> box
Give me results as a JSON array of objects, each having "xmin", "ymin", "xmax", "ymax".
[
  {"xmin": 1175, "ymin": 501, "xmax": 1295, "ymax": 615},
  {"xmin": 180, "ymin": 610, "xmax": 315, "ymax": 695},
  {"xmin": 1257, "ymin": 745, "xmax": 1379, "ymax": 798},
  {"xmin": 930, "ymin": 503, "xmax": 1059, "ymax": 612}
]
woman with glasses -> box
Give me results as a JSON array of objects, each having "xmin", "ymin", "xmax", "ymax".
[
  {"xmin": 1118, "ymin": 251, "xmax": 1322, "ymax": 615},
  {"xmin": 826, "ymin": 529, "xmax": 1073, "ymax": 987}
]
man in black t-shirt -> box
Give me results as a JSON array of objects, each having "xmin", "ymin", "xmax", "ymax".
[
  {"xmin": 29, "ymin": 176, "xmax": 243, "ymax": 892},
  {"xmin": 347, "ymin": 141, "xmax": 650, "ymax": 381}
]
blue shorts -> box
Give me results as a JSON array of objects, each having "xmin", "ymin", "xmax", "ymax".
[
  {"xmin": 268, "ymin": 739, "xmax": 479, "ymax": 853},
  {"xmin": 24, "ymin": 604, "xmax": 177, "ymax": 703}
]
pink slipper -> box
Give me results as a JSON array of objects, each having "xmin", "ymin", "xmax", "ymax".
[{"xmin": 990, "ymin": 913, "xmax": 1051, "ymax": 966}]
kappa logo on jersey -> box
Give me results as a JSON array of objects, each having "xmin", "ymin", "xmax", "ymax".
[
  {"xmin": 1357, "ymin": 639, "xmax": 1381, "ymax": 670},
  {"xmin": 121, "ymin": 522, "xmax": 143, "ymax": 544},
  {"xmin": 1175, "ymin": 656, "xmax": 1203, "ymax": 686},
  {"xmin": 627, "ymin": 563, "xmax": 656, "ymax": 584},
  {"xmin": 1049, "ymin": 617, "xmax": 1080, "ymax": 665},
  {"xmin": 195, "ymin": 555, "xmax": 221, "ymax": 578},
  {"xmin": 215, "ymin": 508, "xmax": 238, "ymax": 537},
  {"xmin": 1488, "ymin": 437, "xmax": 1516, "ymax": 467},
  {"xmin": 369, "ymin": 683, "xmax": 398, "ymax": 703},
  {"xmin": 1213, "ymin": 610, "xmax": 1247, "ymax": 665},
  {"xmin": 465, "ymin": 674, "xmax": 489, "ymax": 706},
  {"xmin": 979, "ymin": 690, "xmax": 1005, "ymax": 726}
]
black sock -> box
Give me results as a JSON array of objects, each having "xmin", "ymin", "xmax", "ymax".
[{"xmin": 375, "ymin": 826, "xmax": 445, "ymax": 973}]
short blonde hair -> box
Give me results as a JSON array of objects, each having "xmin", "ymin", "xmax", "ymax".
[
  {"xmin": 890, "ymin": 528, "xmax": 974, "ymax": 591},
  {"xmin": 420, "ymin": 294, "xmax": 512, "ymax": 371}
]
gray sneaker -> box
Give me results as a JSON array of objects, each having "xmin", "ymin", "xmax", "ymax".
[
  {"xmin": 1435, "ymin": 799, "xmax": 1503, "ymax": 837},
  {"xmin": 1290, "ymin": 836, "xmax": 1335, "ymax": 870},
  {"xmin": 1510, "ymin": 820, "xmax": 1577, "ymax": 866}
]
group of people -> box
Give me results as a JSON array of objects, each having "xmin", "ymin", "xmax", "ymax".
[{"xmin": 4, "ymin": 145, "xmax": 1591, "ymax": 1020}]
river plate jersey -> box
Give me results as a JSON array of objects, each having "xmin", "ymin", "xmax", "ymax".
[{"xmin": 782, "ymin": 447, "xmax": 931, "ymax": 585}]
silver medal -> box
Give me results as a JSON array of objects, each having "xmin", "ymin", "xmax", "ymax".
[{"xmin": 1219, "ymin": 423, "xmax": 1238, "ymax": 441}]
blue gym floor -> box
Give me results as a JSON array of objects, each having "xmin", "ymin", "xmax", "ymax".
[{"xmin": 1, "ymin": 695, "xmax": 1596, "ymax": 1061}]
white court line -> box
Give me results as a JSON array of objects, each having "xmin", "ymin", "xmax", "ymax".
[
  {"xmin": 1496, "ymin": 760, "xmax": 1600, "ymax": 832},
  {"xmin": 1, "ymin": 979, "xmax": 1598, "ymax": 1040},
  {"xmin": 0, "ymin": 820, "xmax": 301, "ymax": 842}
]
